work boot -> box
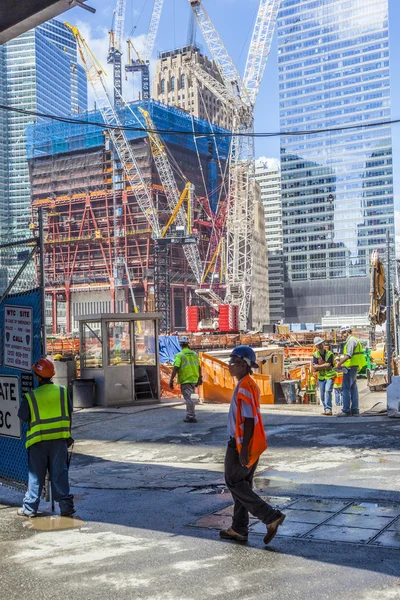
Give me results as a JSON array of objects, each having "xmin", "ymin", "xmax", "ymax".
[
  {"xmin": 183, "ymin": 416, "xmax": 197, "ymax": 423},
  {"xmin": 264, "ymin": 513, "xmax": 286, "ymax": 545},
  {"xmin": 336, "ymin": 412, "xmax": 351, "ymax": 417},
  {"xmin": 219, "ymin": 527, "xmax": 248, "ymax": 542},
  {"xmin": 321, "ymin": 410, "xmax": 333, "ymax": 416},
  {"xmin": 17, "ymin": 508, "xmax": 37, "ymax": 518}
]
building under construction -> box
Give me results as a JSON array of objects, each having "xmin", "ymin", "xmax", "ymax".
[{"xmin": 27, "ymin": 100, "xmax": 230, "ymax": 333}]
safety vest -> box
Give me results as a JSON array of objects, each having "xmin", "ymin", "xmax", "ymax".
[
  {"xmin": 234, "ymin": 374, "xmax": 268, "ymax": 467},
  {"xmin": 333, "ymin": 372, "xmax": 343, "ymax": 389},
  {"xmin": 343, "ymin": 336, "xmax": 367, "ymax": 372},
  {"xmin": 313, "ymin": 349, "xmax": 336, "ymax": 380},
  {"xmin": 174, "ymin": 347, "xmax": 200, "ymax": 384},
  {"xmin": 25, "ymin": 384, "xmax": 71, "ymax": 449}
]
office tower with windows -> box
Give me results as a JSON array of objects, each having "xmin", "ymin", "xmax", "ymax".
[
  {"xmin": 152, "ymin": 45, "xmax": 231, "ymax": 129},
  {"xmin": 3, "ymin": 19, "xmax": 87, "ymax": 240},
  {"xmin": 255, "ymin": 157, "xmax": 284, "ymax": 323},
  {"xmin": 278, "ymin": 0, "xmax": 394, "ymax": 324}
]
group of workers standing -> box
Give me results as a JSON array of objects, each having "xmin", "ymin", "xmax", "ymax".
[
  {"xmin": 312, "ymin": 325, "xmax": 367, "ymax": 416},
  {"xmin": 15, "ymin": 326, "xmax": 366, "ymax": 546}
]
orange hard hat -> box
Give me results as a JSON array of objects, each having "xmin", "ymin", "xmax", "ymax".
[{"xmin": 32, "ymin": 358, "xmax": 55, "ymax": 379}]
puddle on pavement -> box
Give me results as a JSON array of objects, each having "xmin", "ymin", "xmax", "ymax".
[{"xmin": 23, "ymin": 515, "xmax": 85, "ymax": 531}]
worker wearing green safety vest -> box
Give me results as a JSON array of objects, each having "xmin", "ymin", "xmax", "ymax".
[
  {"xmin": 336, "ymin": 326, "xmax": 366, "ymax": 417},
  {"xmin": 169, "ymin": 336, "xmax": 202, "ymax": 423},
  {"xmin": 17, "ymin": 358, "xmax": 75, "ymax": 518},
  {"xmin": 312, "ymin": 337, "xmax": 336, "ymax": 416}
]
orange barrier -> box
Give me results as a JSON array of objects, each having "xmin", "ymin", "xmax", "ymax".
[
  {"xmin": 284, "ymin": 346, "xmax": 314, "ymax": 360},
  {"xmin": 288, "ymin": 364, "xmax": 311, "ymax": 389},
  {"xmin": 160, "ymin": 364, "xmax": 183, "ymax": 398},
  {"xmin": 199, "ymin": 352, "xmax": 274, "ymax": 404}
]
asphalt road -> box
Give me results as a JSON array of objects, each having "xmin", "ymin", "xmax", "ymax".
[{"xmin": 1, "ymin": 388, "xmax": 399, "ymax": 600}]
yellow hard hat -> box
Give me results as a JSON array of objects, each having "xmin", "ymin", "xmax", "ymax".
[{"xmin": 53, "ymin": 354, "xmax": 63, "ymax": 361}]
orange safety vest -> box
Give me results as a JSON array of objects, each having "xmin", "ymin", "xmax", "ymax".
[
  {"xmin": 234, "ymin": 374, "xmax": 268, "ymax": 467},
  {"xmin": 333, "ymin": 372, "xmax": 343, "ymax": 389}
]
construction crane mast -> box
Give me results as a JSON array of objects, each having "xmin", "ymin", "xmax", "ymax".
[
  {"xmin": 66, "ymin": 24, "xmax": 210, "ymax": 332},
  {"xmin": 189, "ymin": 0, "xmax": 280, "ymax": 329},
  {"xmin": 125, "ymin": 0, "xmax": 164, "ymax": 100},
  {"xmin": 107, "ymin": 0, "xmax": 126, "ymax": 105}
]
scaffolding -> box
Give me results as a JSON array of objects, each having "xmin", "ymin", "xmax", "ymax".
[{"xmin": 28, "ymin": 100, "xmax": 229, "ymax": 333}]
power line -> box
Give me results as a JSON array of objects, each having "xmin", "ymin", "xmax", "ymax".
[{"xmin": 0, "ymin": 103, "xmax": 398, "ymax": 138}]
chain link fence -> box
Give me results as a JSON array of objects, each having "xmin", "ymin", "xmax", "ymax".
[{"xmin": 0, "ymin": 236, "xmax": 43, "ymax": 486}]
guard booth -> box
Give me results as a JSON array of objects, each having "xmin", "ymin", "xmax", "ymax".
[{"xmin": 77, "ymin": 313, "xmax": 162, "ymax": 407}]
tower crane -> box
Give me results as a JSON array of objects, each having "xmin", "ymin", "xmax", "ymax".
[
  {"xmin": 107, "ymin": 0, "xmax": 126, "ymax": 105},
  {"xmin": 66, "ymin": 23, "xmax": 213, "ymax": 332},
  {"xmin": 125, "ymin": 0, "xmax": 164, "ymax": 100},
  {"xmin": 188, "ymin": 0, "xmax": 280, "ymax": 329}
]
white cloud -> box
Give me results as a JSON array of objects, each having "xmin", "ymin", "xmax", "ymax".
[{"xmin": 73, "ymin": 20, "xmax": 147, "ymax": 108}]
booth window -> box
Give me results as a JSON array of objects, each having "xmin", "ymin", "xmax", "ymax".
[
  {"xmin": 107, "ymin": 322, "xmax": 132, "ymax": 365},
  {"xmin": 82, "ymin": 323, "xmax": 102, "ymax": 368},
  {"xmin": 134, "ymin": 320, "xmax": 156, "ymax": 365}
]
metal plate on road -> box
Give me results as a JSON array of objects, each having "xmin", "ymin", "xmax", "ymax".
[{"xmin": 0, "ymin": 375, "xmax": 21, "ymax": 438}]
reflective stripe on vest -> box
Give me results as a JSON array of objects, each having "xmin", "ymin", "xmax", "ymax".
[
  {"xmin": 25, "ymin": 385, "xmax": 71, "ymax": 449},
  {"xmin": 343, "ymin": 337, "xmax": 367, "ymax": 372},
  {"xmin": 313, "ymin": 350, "xmax": 336, "ymax": 380}
]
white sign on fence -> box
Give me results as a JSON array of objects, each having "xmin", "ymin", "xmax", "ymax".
[
  {"xmin": 3, "ymin": 305, "xmax": 33, "ymax": 372},
  {"xmin": 0, "ymin": 375, "xmax": 21, "ymax": 438}
]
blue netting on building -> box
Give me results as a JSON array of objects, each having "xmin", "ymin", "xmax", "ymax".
[
  {"xmin": 26, "ymin": 99, "xmax": 230, "ymax": 162},
  {"xmin": 0, "ymin": 289, "xmax": 42, "ymax": 485}
]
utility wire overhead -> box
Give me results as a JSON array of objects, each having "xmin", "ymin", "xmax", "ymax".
[{"xmin": 0, "ymin": 103, "xmax": 398, "ymax": 138}]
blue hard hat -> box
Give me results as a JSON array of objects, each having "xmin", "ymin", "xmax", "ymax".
[{"xmin": 230, "ymin": 345, "xmax": 259, "ymax": 369}]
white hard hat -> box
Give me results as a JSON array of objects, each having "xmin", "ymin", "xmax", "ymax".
[
  {"xmin": 180, "ymin": 335, "xmax": 190, "ymax": 344},
  {"xmin": 339, "ymin": 325, "xmax": 352, "ymax": 333},
  {"xmin": 313, "ymin": 336, "xmax": 324, "ymax": 346}
]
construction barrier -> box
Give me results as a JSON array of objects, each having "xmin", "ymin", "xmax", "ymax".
[
  {"xmin": 284, "ymin": 346, "xmax": 314, "ymax": 360},
  {"xmin": 199, "ymin": 352, "xmax": 274, "ymax": 404}
]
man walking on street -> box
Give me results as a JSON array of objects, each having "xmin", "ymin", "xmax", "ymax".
[
  {"xmin": 336, "ymin": 326, "xmax": 366, "ymax": 417},
  {"xmin": 169, "ymin": 336, "xmax": 202, "ymax": 423},
  {"xmin": 220, "ymin": 345, "xmax": 285, "ymax": 545},
  {"xmin": 17, "ymin": 358, "xmax": 75, "ymax": 518},
  {"xmin": 312, "ymin": 337, "xmax": 336, "ymax": 416}
]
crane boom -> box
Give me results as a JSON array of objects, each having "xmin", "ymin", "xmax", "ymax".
[
  {"xmin": 107, "ymin": 0, "xmax": 126, "ymax": 104},
  {"xmin": 144, "ymin": 0, "xmax": 164, "ymax": 62},
  {"xmin": 114, "ymin": 0, "xmax": 126, "ymax": 53},
  {"xmin": 66, "ymin": 23, "xmax": 161, "ymax": 237},
  {"xmin": 187, "ymin": 0, "xmax": 277, "ymax": 329},
  {"xmin": 189, "ymin": 0, "xmax": 250, "ymax": 106},
  {"xmin": 243, "ymin": 0, "xmax": 280, "ymax": 105},
  {"xmin": 138, "ymin": 107, "xmax": 203, "ymax": 284}
]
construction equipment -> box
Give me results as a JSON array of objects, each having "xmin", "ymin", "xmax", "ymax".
[
  {"xmin": 107, "ymin": 0, "xmax": 126, "ymax": 105},
  {"xmin": 369, "ymin": 250, "xmax": 386, "ymax": 327},
  {"xmin": 189, "ymin": 0, "xmax": 280, "ymax": 330},
  {"xmin": 125, "ymin": 0, "xmax": 164, "ymax": 99}
]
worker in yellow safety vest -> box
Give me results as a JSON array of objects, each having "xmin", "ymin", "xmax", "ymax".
[
  {"xmin": 17, "ymin": 358, "xmax": 75, "ymax": 518},
  {"xmin": 169, "ymin": 336, "xmax": 202, "ymax": 423},
  {"xmin": 335, "ymin": 326, "xmax": 367, "ymax": 417},
  {"xmin": 311, "ymin": 336, "xmax": 336, "ymax": 416}
]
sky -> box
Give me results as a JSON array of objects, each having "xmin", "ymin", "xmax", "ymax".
[{"xmin": 64, "ymin": 0, "xmax": 400, "ymax": 243}]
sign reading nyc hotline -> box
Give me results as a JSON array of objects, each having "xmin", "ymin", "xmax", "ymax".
[{"xmin": 4, "ymin": 305, "xmax": 33, "ymax": 372}]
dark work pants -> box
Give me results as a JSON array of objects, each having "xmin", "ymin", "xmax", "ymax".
[
  {"xmin": 224, "ymin": 438, "xmax": 280, "ymax": 536},
  {"xmin": 23, "ymin": 439, "xmax": 74, "ymax": 516}
]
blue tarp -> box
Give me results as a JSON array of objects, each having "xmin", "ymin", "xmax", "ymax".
[{"xmin": 159, "ymin": 336, "xmax": 181, "ymax": 364}]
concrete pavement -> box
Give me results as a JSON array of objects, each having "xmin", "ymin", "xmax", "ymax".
[{"xmin": 1, "ymin": 384, "xmax": 400, "ymax": 599}]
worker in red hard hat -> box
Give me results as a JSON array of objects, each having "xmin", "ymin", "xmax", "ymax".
[
  {"xmin": 17, "ymin": 358, "xmax": 75, "ymax": 518},
  {"xmin": 219, "ymin": 345, "xmax": 286, "ymax": 545}
]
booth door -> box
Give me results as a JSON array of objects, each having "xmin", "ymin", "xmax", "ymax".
[{"xmin": 105, "ymin": 321, "xmax": 134, "ymax": 405}]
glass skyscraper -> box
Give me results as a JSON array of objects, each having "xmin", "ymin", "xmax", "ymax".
[
  {"xmin": 2, "ymin": 19, "xmax": 87, "ymax": 241},
  {"xmin": 278, "ymin": 0, "xmax": 394, "ymax": 324}
]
